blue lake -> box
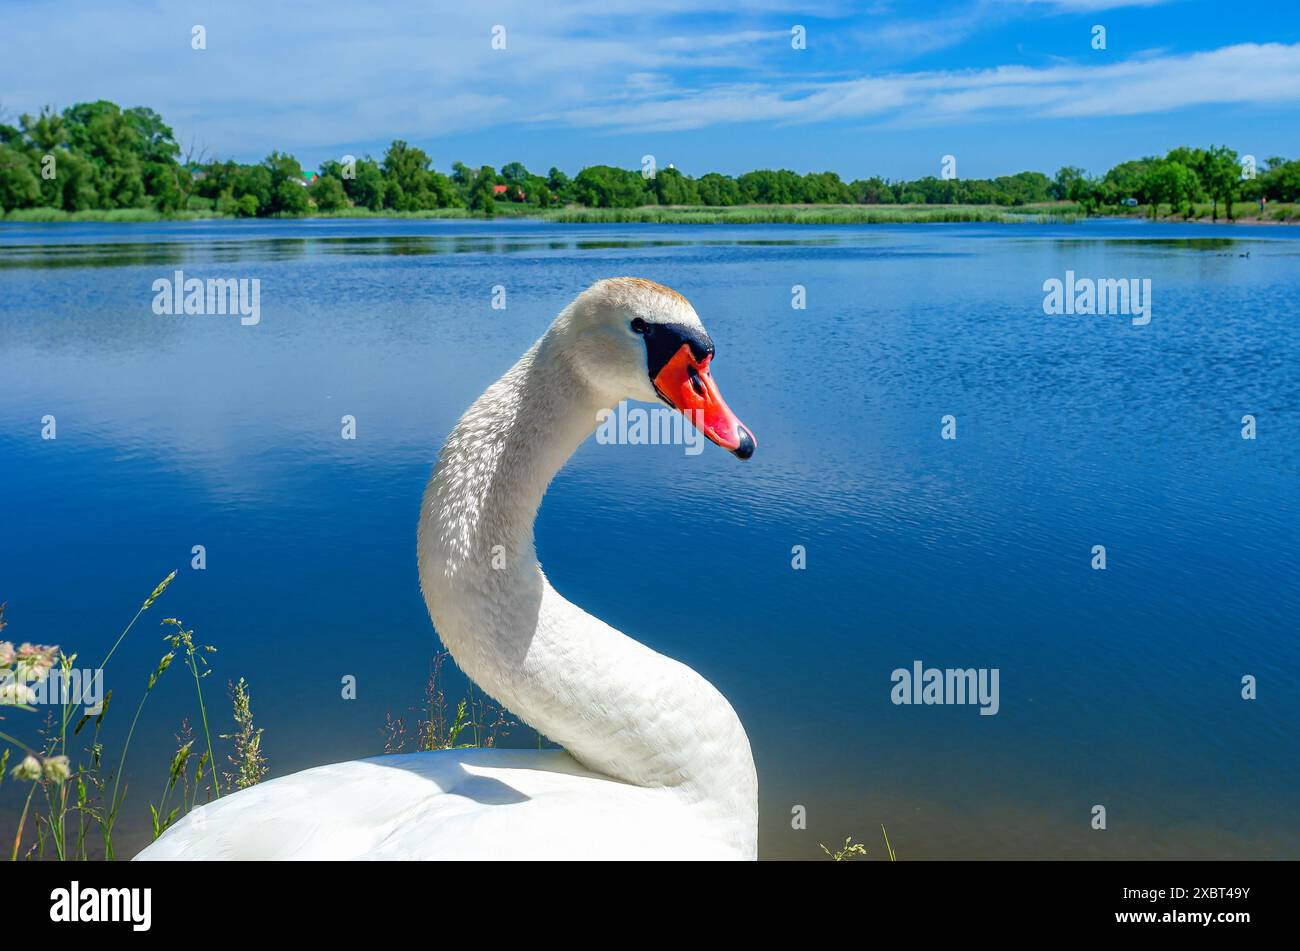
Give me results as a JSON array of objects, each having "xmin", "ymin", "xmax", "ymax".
[{"xmin": 1, "ymin": 217, "xmax": 1296, "ymax": 859}]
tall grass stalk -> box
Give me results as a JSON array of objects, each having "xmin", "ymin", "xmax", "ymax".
[
  {"xmin": 221, "ymin": 678, "xmax": 267, "ymax": 791},
  {"xmin": 11, "ymin": 784, "xmax": 37, "ymax": 862},
  {"xmin": 162, "ymin": 619, "xmax": 221, "ymax": 799},
  {"xmin": 102, "ymin": 648, "xmax": 174, "ymax": 859},
  {"xmin": 3, "ymin": 573, "xmax": 271, "ymax": 860}
]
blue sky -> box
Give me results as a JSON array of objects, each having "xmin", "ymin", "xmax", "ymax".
[{"xmin": 4, "ymin": 0, "xmax": 1300, "ymax": 180}]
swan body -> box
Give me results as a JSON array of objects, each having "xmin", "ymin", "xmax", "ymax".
[
  {"xmin": 131, "ymin": 750, "xmax": 736, "ymax": 860},
  {"xmin": 137, "ymin": 278, "xmax": 758, "ymax": 861}
]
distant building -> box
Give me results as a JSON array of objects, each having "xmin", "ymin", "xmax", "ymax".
[{"xmin": 493, "ymin": 183, "xmax": 525, "ymax": 201}]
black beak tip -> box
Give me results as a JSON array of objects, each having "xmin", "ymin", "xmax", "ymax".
[{"xmin": 733, "ymin": 426, "xmax": 755, "ymax": 460}]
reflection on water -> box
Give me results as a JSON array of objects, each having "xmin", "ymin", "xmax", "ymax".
[
  {"xmin": 1, "ymin": 218, "xmax": 1297, "ymax": 859},
  {"xmin": 6, "ymin": 228, "xmax": 1263, "ymax": 269},
  {"xmin": 0, "ymin": 223, "xmax": 852, "ymax": 267},
  {"xmin": 0, "ymin": 233, "xmax": 860, "ymax": 269}
]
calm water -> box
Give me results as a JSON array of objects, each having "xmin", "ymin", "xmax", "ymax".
[{"xmin": 1, "ymin": 218, "xmax": 1296, "ymax": 860}]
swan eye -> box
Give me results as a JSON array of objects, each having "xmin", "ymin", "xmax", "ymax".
[{"xmin": 630, "ymin": 317, "xmax": 650, "ymax": 335}]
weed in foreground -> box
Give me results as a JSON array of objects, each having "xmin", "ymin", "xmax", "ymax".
[
  {"xmin": 384, "ymin": 651, "xmax": 521, "ymax": 753},
  {"xmin": 820, "ymin": 825, "xmax": 898, "ymax": 862},
  {"xmin": 0, "ymin": 576, "xmax": 267, "ymax": 860}
]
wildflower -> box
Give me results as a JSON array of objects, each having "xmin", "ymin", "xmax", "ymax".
[
  {"xmin": 11, "ymin": 754, "xmax": 41, "ymax": 781},
  {"xmin": 0, "ymin": 680, "xmax": 36, "ymax": 705},
  {"xmin": 43, "ymin": 756, "xmax": 71, "ymax": 782},
  {"xmin": 0, "ymin": 641, "xmax": 14, "ymax": 666},
  {"xmin": 14, "ymin": 643, "xmax": 58, "ymax": 682}
]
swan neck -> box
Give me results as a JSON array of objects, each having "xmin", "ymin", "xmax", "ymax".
[
  {"xmin": 419, "ymin": 333, "xmax": 601, "ymax": 593},
  {"xmin": 417, "ymin": 329, "xmax": 758, "ymax": 857}
]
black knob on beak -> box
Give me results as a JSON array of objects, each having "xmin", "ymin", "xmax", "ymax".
[{"xmin": 733, "ymin": 426, "xmax": 755, "ymax": 460}]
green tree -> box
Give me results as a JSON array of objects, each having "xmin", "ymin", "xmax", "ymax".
[
  {"xmin": 994, "ymin": 171, "xmax": 1052, "ymax": 205},
  {"xmin": 799, "ymin": 171, "xmax": 853, "ymax": 203},
  {"xmin": 217, "ymin": 189, "xmax": 260, "ymax": 217},
  {"xmin": 696, "ymin": 172, "xmax": 742, "ymax": 206},
  {"xmin": 106, "ymin": 108, "xmax": 184, "ymax": 212},
  {"xmin": 451, "ymin": 161, "xmax": 475, "ymax": 187},
  {"xmin": 143, "ymin": 159, "xmax": 184, "ymax": 211},
  {"xmin": 573, "ymin": 165, "xmax": 646, "ymax": 207},
  {"xmin": 1257, "ymin": 159, "xmax": 1300, "ymax": 202},
  {"xmin": 0, "ymin": 144, "xmax": 40, "ymax": 210},
  {"xmin": 1066, "ymin": 173, "xmax": 1104, "ymax": 214},
  {"xmin": 46, "ymin": 149, "xmax": 99, "ymax": 211},
  {"xmin": 381, "ymin": 140, "xmax": 458, "ymax": 211},
  {"xmin": 467, "ymin": 165, "xmax": 498, "ymax": 215},
  {"xmin": 545, "ymin": 167, "xmax": 573, "ymax": 204},
  {"xmin": 738, "ymin": 169, "xmax": 803, "ymax": 203},
  {"xmin": 20, "ymin": 106, "xmax": 66, "ymax": 153},
  {"xmin": 311, "ymin": 173, "xmax": 349, "ymax": 211},
  {"xmin": 244, "ymin": 166, "xmax": 273, "ymax": 210},
  {"xmin": 1103, "ymin": 158, "xmax": 1159, "ymax": 206},
  {"xmin": 340, "ymin": 157, "xmax": 385, "ymax": 211},
  {"xmin": 651, "ymin": 166, "xmax": 700, "ymax": 205},
  {"xmin": 1197, "ymin": 145, "xmax": 1240, "ymax": 221},
  {"xmin": 1051, "ymin": 166, "xmax": 1086, "ymax": 201},
  {"xmin": 262, "ymin": 151, "xmax": 309, "ymax": 215},
  {"xmin": 520, "ymin": 173, "xmax": 553, "ymax": 207},
  {"xmin": 500, "ymin": 161, "xmax": 530, "ymax": 184},
  {"xmin": 1144, "ymin": 161, "xmax": 1199, "ymax": 218},
  {"xmin": 62, "ymin": 100, "xmax": 148, "ymax": 208},
  {"xmin": 848, "ymin": 176, "xmax": 894, "ymax": 204},
  {"xmin": 123, "ymin": 107, "xmax": 180, "ymax": 164}
]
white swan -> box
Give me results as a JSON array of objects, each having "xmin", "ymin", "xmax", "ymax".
[{"xmin": 136, "ymin": 278, "xmax": 759, "ymax": 860}]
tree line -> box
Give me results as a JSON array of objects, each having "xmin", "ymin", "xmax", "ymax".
[{"xmin": 3, "ymin": 100, "xmax": 1299, "ymax": 219}]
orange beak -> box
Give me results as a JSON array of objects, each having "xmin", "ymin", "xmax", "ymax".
[{"xmin": 652, "ymin": 344, "xmax": 755, "ymax": 459}]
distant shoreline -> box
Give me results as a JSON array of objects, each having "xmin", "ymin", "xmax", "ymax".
[{"xmin": 1, "ymin": 201, "xmax": 1294, "ymax": 226}]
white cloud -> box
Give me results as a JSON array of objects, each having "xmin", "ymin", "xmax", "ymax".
[
  {"xmin": 0, "ymin": 0, "xmax": 1292, "ymax": 158},
  {"xmin": 543, "ymin": 42, "xmax": 1300, "ymax": 132},
  {"xmin": 997, "ymin": 0, "xmax": 1171, "ymax": 10},
  {"xmin": 0, "ymin": 1, "xmax": 802, "ymax": 152}
]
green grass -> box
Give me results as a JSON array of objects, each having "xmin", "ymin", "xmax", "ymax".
[
  {"xmin": 0, "ymin": 575, "xmax": 267, "ymax": 860},
  {"xmin": 0, "ymin": 574, "xmax": 533, "ymax": 861},
  {"xmin": 306, "ymin": 206, "xmax": 482, "ymax": 219},
  {"xmin": 1, "ymin": 207, "xmax": 219, "ymax": 223},
  {"xmin": 0, "ymin": 199, "xmax": 1076, "ymax": 225},
  {"xmin": 8, "ymin": 199, "xmax": 1293, "ymax": 226},
  {"xmin": 537, "ymin": 202, "xmax": 1079, "ymax": 225}
]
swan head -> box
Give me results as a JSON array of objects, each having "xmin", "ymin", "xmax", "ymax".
[{"xmin": 553, "ymin": 277, "xmax": 756, "ymax": 460}]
